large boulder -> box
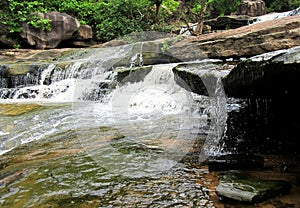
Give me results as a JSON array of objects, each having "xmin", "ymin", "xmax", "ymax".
[
  {"xmin": 20, "ymin": 12, "xmax": 80, "ymax": 49},
  {"xmin": 236, "ymin": 0, "xmax": 266, "ymax": 17}
]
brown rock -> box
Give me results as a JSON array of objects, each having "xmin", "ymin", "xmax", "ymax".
[
  {"xmin": 76, "ymin": 25, "xmax": 93, "ymax": 40},
  {"xmin": 236, "ymin": 0, "xmax": 266, "ymax": 17},
  {"xmin": 168, "ymin": 16, "xmax": 300, "ymax": 60},
  {"xmin": 20, "ymin": 12, "xmax": 80, "ymax": 49}
]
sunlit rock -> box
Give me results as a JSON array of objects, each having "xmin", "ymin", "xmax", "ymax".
[{"xmin": 168, "ymin": 16, "xmax": 300, "ymax": 60}]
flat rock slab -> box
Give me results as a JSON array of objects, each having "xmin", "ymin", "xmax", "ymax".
[
  {"xmin": 216, "ymin": 173, "xmax": 292, "ymax": 203},
  {"xmin": 208, "ymin": 154, "xmax": 264, "ymax": 171}
]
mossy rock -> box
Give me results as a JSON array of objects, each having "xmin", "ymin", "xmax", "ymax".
[
  {"xmin": 216, "ymin": 173, "xmax": 292, "ymax": 203},
  {"xmin": 0, "ymin": 103, "xmax": 43, "ymax": 116}
]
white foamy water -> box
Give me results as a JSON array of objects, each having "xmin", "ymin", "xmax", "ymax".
[
  {"xmin": 250, "ymin": 7, "xmax": 300, "ymax": 24},
  {"xmin": 0, "ymin": 42, "xmax": 229, "ymax": 176}
]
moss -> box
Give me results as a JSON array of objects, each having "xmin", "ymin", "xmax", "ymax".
[{"xmin": 7, "ymin": 64, "xmax": 31, "ymax": 76}]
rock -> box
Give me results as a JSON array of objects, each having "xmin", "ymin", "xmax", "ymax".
[
  {"xmin": 172, "ymin": 46, "xmax": 300, "ymax": 98},
  {"xmin": 0, "ymin": 63, "xmax": 46, "ymax": 88},
  {"xmin": 168, "ymin": 15, "xmax": 300, "ymax": 60},
  {"xmin": 205, "ymin": 15, "xmax": 251, "ymax": 30},
  {"xmin": 172, "ymin": 62, "xmax": 234, "ymax": 96},
  {"xmin": 115, "ymin": 66, "xmax": 153, "ymax": 83},
  {"xmin": 236, "ymin": 0, "xmax": 266, "ymax": 17},
  {"xmin": 208, "ymin": 154, "xmax": 264, "ymax": 171},
  {"xmin": 67, "ymin": 25, "xmax": 94, "ymax": 48},
  {"xmin": 76, "ymin": 25, "xmax": 93, "ymax": 40},
  {"xmin": 216, "ymin": 173, "xmax": 292, "ymax": 203},
  {"xmin": 223, "ymin": 45, "xmax": 300, "ymax": 98},
  {"xmin": 0, "ymin": 103, "xmax": 43, "ymax": 116},
  {"xmin": 20, "ymin": 12, "xmax": 80, "ymax": 49}
]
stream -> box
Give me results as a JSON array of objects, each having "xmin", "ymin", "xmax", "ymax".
[
  {"xmin": 0, "ymin": 43, "xmax": 229, "ymax": 207},
  {"xmin": 1, "ymin": 40, "xmax": 299, "ymax": 207}
]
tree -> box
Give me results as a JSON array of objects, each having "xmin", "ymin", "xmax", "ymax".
[
  {"xmin": 150, "ymin": 0, "xmax": 163, "ymax": 23},
  {"xmin": 180, "ymin": 0, "xmax": 215, "ymax": 35}
]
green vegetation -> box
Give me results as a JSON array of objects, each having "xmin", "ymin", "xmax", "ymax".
[
  {"xmin": 0, "ymin": 0, "xmax": 299, "ymax": 46},
  {"xmin": 264, "ymin": 0, "xmax": 300, "ymax": 12}
]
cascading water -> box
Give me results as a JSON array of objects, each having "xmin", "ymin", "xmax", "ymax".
[
  {"xmin": 0, "ymin": 41, "xmax": 230, "ymax": 207},
  {"xmin": 0, "ymin": 43, "xmax": 228, "ymax": 161}
]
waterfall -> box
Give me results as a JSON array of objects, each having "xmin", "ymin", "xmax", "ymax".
[{"xmin": 0, "ymin": 43, "xmax": 229, "ymax": 169}]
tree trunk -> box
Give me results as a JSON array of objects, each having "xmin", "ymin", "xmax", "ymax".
[{"xmin": 195, "ymin": 0, "xmax": 207, "ymax": 35}]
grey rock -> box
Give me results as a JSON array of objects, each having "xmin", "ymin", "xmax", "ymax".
[{"xmin": 216, "ymin": 173, "xmax": 292, "ymax": 203}]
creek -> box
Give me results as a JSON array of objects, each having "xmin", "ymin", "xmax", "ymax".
[
  {"xmin": 0, "ymin": 43, "xmax": 230, "ymax": 207},
  {"xmin": 0, "ymin": 39, "xmax": 299, "ymax": 207}
]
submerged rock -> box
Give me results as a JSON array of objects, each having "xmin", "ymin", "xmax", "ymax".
[
  {"xmin": 0, "ymin": 103, "xmax": 43, "ymax": 116},
  {"xmin": 216, "ymin": 173, "xmax": 292, "ymax": 203},
  {"xmin": 208, "ymin": 154, "xmax": 264, "ymax": 171}
]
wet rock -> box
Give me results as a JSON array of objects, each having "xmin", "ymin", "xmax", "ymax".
[
  {"xmin": 172, "ymin": 62, "xmax": 234, "ymax": 96},
  {"xmin": 172, "ymin": 46, "xmax": 300, "ymax": 98},
  {"xmin": 0, "ymin": 103, "xmax": 43, "ymax": 116},
  {"xmin": 115, "ymin": 66, "xmax": 153, "ymax": 83},
  {"xmin": 208, "ymin": 154, "xmax": 264, "ymax": 171},
  {"xmin": 223, "ymin": 45, "xmax": 300, "ymax": 98},
  {"xmin": 216, "ymin": 173, "xmax": 292, "ymax": 203}
]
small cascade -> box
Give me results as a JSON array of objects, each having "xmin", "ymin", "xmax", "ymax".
[
  {"xmin": 0, "ymin": 42, "xmax": 230, "ymax": 162},
  {"xmin": 0, "ymin": 45, "xmax": 137, "ymax": 101},
  {"xmin": 112, "ymin": 64, "xmax": 197, "ymax": 119}
]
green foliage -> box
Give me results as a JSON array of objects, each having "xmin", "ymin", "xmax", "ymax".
[
  {"xmin": 0, "ymin": 0, "xmax": 51, "ymax": 33},
  {"xmin": 162, "ymin": 0, "xmax": 179, "ymax": 12},
  {"xmin": 93, "ymin": 0, "xmax": 153, "ymax": 41},
  {"xmin": 265, "ymin": 0, "xmax": 300, "ymax": 12},
  {"xmin": 0, "ymin": 0, "xmax": 153, "ymax": 41},
  {"xmin": 0, "ymin": 0, "xmax": 261, "ymax": 46},
  {"xmin": 208, "ymin": 0, "xmax": 241, "ymax": 18}
]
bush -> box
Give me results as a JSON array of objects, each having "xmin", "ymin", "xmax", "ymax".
[
  {"xmin": 265, "ymin": 0, "xmax": 300, "ymax": 12},
  {"xmin": 208, "ymin": 0, "xmax": 241, "ymax": 18},
  {"xmin": 0, "ymin": 0, "xmax": 155, "ymax": 42}
]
